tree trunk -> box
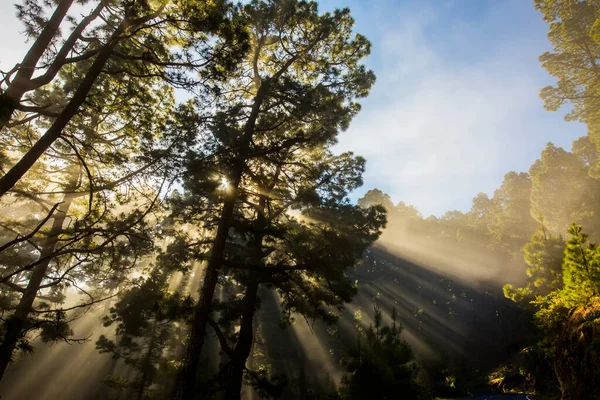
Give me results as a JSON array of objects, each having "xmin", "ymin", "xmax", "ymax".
[
  {"xmin": 27, "ymin": 2, "xmax": 106, "ymax": 92},
  {"xmin": 136, "ymin": 319, "xmax": 159, "ymax": 400},
  {"xmin": 224, "ymin": 274, "xmax": 260, "ymax": 400},
  {"xmin": 173, "ymin": 192, "xmax": 238, "ymax": 400},
  {"xmin": 0, "ymin": 0, "xmax": 74, "ymax": 126},
  {"xmin": 225, "ymin": 192, "xmax": 268, "ymax": 400},
  {"xmin": 0, "ymin": 192, "xmax": 74, "ymax": 382},
  {"xmin": 0, "ymin": 15, "xmax": 128, "ymax": 197},
  {"xmin": 173, "ymin": 81, "xmax": 270, "ymax": 400}
]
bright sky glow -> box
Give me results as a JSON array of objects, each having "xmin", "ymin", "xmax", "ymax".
[
  {"xmin": 322, "ymin": 0, "xmax": 586, "ymax": 216},
  {"xmin": 0, "ymin": 0, "xmax": 587, "ymax": 216},
  {"xmin": 219, "ymin": 177, "xmax": 230, "ymax": 191}
]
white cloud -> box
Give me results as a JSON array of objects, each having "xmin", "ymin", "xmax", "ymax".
[
  {"xmin": 335, "ymin": 7, "xmax": 545, "ymax": 216},
  {"xmin": 1, "ymin": 0, "xmax": 583, "ymax": 216}
]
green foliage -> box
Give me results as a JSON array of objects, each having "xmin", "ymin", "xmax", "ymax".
[
  {"xmin": 8, "ymin": 0, "xmax": 600, "ymax": 398},
  {"xmin": 166, "ymin": 1, "xmax": 381, "ymax": 397},
  {"xmin": 523, "ymin": 223, "xmax": 600, "ymax": 330},
  {"xmin": 339, "ymin": 307, "xmax": 431, "ymax": 400},
  {"xmin": 505, "ymin": 223, "xmax": 600, "ymax": 398},
  {"xmin": 530, "ymin": 143, "xmax": 600, "ymax": 237},
  {"xmin": 535, "ymin": 0, "xmax": 600, "ymax": 177},
  {"xmin": 0, "ymin": 0, "xmax": 251, "ymax": 383},
  {"xmin": 561, "ymin": 224, "xmax": 600, "ymax": 305},
  {"xmin": 504, "ymin": 227, "xmax": 564, "ymax": 308},
  {"xmin": 488, "ymin": 172, "xmax": 538, "ymax": 256},
  {"xmin": 357, "ymin": 189, "xmax": 394, "ymax": 210},
  {"xmin": 96, "ymin": 266, "xmax": 193, "ymax": 399}
]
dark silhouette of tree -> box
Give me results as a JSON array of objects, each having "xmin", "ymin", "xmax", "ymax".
[
  {"xmin": 172, "ymin": 1, "xmax": 374, "ymax": 398},
  {"xmin": 0, "ymin": 47, "xmax": 199, "ymax": 383},
  {"xmin": 339, "ymin": 306, "xmax": 430, "ymax": 400},
  {"xmin": 96, "ymin": 266, "xmax": 193, "ymax": 400}
]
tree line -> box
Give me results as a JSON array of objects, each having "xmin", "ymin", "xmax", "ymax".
[{"xmin": 358, "ymin": 1, "xmax": 600, "ymax": 397}]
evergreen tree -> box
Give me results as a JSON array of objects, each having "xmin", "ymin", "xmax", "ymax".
[
  {"xmin": 0, "ymin": 47, "xmax": 199, "ymax": 381},
  {"xmin": 339, "ymin": 306, "xmax": 430, "ymax": 400},
  {"xmin": 96, "ymin": 266, "xmax": 193, "ymax": 400},
  {"xmin": 488, "ymin": 172, "xmax": 537, "ymax": 257},
  {"xmin": 173, "ymin": 144, "xmax": 385, "ymax": 399},
  {"xmin": 530, "ymin": 143, "xmax": 600, "ymax": 238},
  {"xmin": 535, "ymin": 0, "xmax": 600, "ymax": 176},
  {"xmin": 0, "ymin": 0, "xmax": 248, "ymax": 196},
  {"xmin": 560, "ymin": 224, "xmax": 600, "ymax": 306},
  {"xmin": 505, "ymin": 224, "xmax": 600, "ymax": 398},
  {"xmin": 357, "ymin": 189, "xmax": 394, "ymax": 210},
  {"xmin": 173, "ymin": 1, "xmax": 375, "ymax": 398},
  {"xmin": 504, "ymin": 227, "xmax": 564, "ymax": 309}
]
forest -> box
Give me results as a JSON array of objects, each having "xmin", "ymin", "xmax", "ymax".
[{"xmin": 0, "ymin": 0, "xmax": 599, "ymax": 399}]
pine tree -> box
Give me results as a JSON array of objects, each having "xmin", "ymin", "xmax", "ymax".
[
  {"xmin": 526, "ymin": 224, "xmax": 600, "ymax": 399},
  {"xmin": 173, "ymin": 145, "xmax": 385, "ymax": 399},
  {"xmin": 561, "ymin": 224, "xmax": 600, "ymax": 306},
  {"xmin": 504, "ymin": 226, "xmax": 564, "ymax": 309},
  {"xmin": 535, "ymin": 0, "xmax": 600, "ymax": 176},
  {"xmin": 488, "ymin": 172, "xmax": 537, "ymax": 257},
  {"xmin": 0, "ymin": 49, "xmax": 199, "ymax": 381},
  {"xmin": 339, "ymin": 306, "xmax": 430, "ymax": 400},
  {"xmin": 172, "ymin": 1, "xmax": 375, "ymax": 398},
  {"xmin": 97, "ymin": 266, "xmax": 193, "ymax": 400},
  {"xmin": 530, "ymin": 143, "xmax": 600, "ymax": 238},
  {"xmin": 0, "ymin": 0, "xmax": 248, "ymax": 196}
]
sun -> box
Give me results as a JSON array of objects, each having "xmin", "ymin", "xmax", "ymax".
[{"xmin": 219, "ymin": 177, "xmax": 230, "ymax": 191}]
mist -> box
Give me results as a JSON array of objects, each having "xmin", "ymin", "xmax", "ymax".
[{"xmin": 2, "ymin": 0, "xmax": 600, "ymax": 400}]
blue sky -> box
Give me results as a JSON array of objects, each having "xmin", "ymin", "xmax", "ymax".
[
  {"xmin": 320, "ymin": 0, "xmax": 586, "ymax": 216},
  {"xmin": 0, "ymin": 0, "xmax": 587, "ymax": 216}
]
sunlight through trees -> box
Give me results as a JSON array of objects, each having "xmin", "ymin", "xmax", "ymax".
[{"xmin": 1, "ymin": 0, "xmax": 600, "ymax": 399}]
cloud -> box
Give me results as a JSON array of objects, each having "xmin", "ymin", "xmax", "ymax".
[
  {"xmin": 334, "ymin": 3, "xmax": 554, "ymax": 216},
  {"xmin": 1, "ymin": 0, "xmax": 583, "ymax": 217}
]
